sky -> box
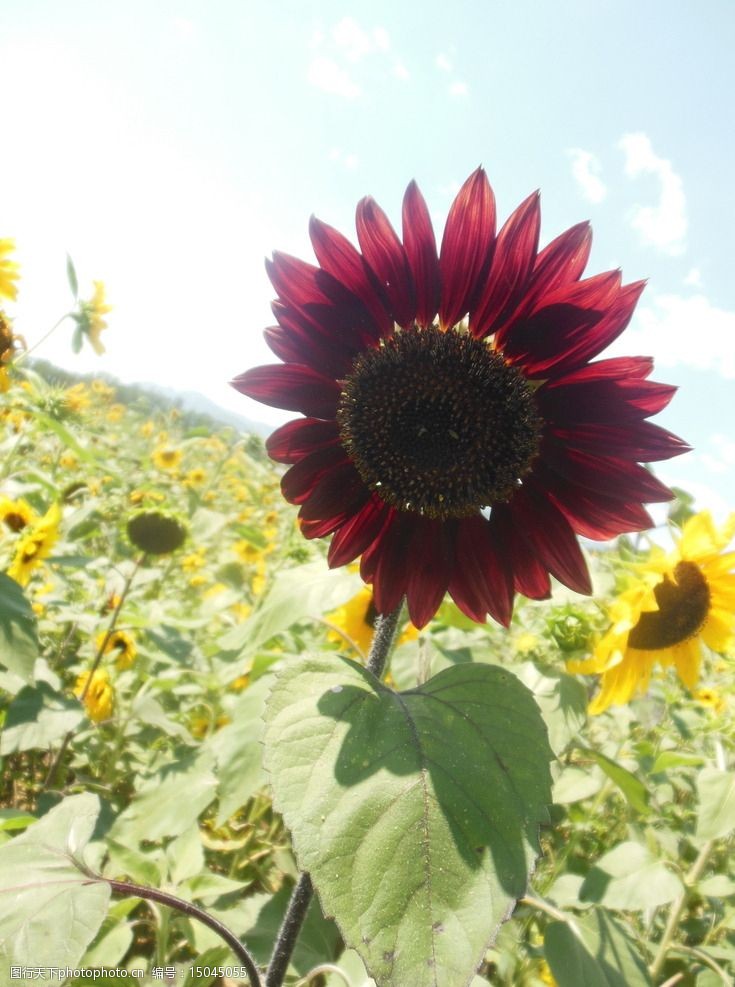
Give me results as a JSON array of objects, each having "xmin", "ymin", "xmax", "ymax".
[{"xmin": 2, "ymin": 0, "xmax": 734, "ymax": 518}]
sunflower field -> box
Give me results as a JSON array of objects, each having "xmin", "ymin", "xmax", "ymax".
[{"xmin": 1, "ymin": 252, "xmax": 735, "ymax": 987}]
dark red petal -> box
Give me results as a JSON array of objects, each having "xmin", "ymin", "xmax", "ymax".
[
  {"xmin": 231, "ymin": 364, "xmax": 341, "ymax": 418},
  {"xmin": 266, "ymin": 418, "xmax": 340, "ymax": 464},
  {"xmin": 264, "ymin": 324, "xmax": 354, "ymax": 379},
  {"xmin": 534, "ymin": 460, "xmax": 654, "ymax": 539},
  {"xmin": 300, "ymin": 515, "xmax": 348, "ymax": 539},
  {"xmin": 448, "ymin": 515, "xmax": 514, "ymax": 626},
  {"xmin": 508, "ymin": 483, "xmax": 593, "ymax": 595},
  {"xmin": 405, "ymin": 520, "xmax": 454, "ymax": 627},
  {"xmin": 489, "ymin": 505, "xmax": 551, "ymax": 599},
  {"xmin": 527, "ymin": 221, "xmax": 592, "ymax": 304},
  {"xmin": 268, "ymin": 253, "xmax": 382, "ymax": 343},
  {"xmin": 471, "ymin": 191, "xmax": 540, "ymax": 338},
  {"xmin": 439, "ymin": 168, "xmax": 496, "ymax": 329},
  {"xmin": 280, "ymin": 445, "xmax": 349, "ymax": 504},
  {"xmin": 356, "ymin": 197, "xmax": 415, "ymax": 328},
  {"xmin": 551, "ymin": 421, "xmax": 691, "ymax": 462},
  {"xmin": 309, "ymin": 216, "xmax": 392, "ymax": 334},
  {"xmin": 298, "ymin": 461, "xmax": 369, "ymax": 522},
  {"xmin": 402, "ymin": 180, "xmax": 440, "ymax": 327},
  {"xmin": 328, "ymin": 496, "xmax": 393, "ymax": 568},
  {"xmin": 365, "ymin": 514, "xmax": 415, "ymax": 615},
  {"xmin": 546, "ymin": 355, "xmax": 654, "ymax": 387},
  {"xmin": 537, "ymin": 377, "xmax": 678, "ymax": 425},
  {"xmin": 540, "ymin": 439, "xmax": 674, "ymax": 503}
]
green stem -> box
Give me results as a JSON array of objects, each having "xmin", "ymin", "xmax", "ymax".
[
  {"xmin": 649, "ymin": 839, "xmax": 715, "ymax": 979},
  {"xmin": 15, "ymin": 314, "xmax": 71, "ymax": 364},
  {"xmin": 264, "ymin": 603, "xmax": 403, "ymax": 987}
]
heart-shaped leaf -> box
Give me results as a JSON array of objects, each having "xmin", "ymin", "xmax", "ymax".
[{"xmin": 264, "ymin": 655, "xmax": 553, "ymax": 987}]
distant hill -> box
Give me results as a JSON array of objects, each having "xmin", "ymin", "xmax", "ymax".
[{"xmin": 27, "ymin": 359, "xmax": 272, "ymax": 437}]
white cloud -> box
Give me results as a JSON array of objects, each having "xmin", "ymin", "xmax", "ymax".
[
  {"xmin": 436, "ymin": 52, "xmax": 452, "ymax": 72},
  {"xmin": 618, "ymin": 132, "xmax": 687, "ymax": 255},
  {"xmin": 609, "ymin": 292, "xmax": 735, "ymax": 378},
  {"xmin": 684, "ymin": 266, "xmax": 703, "ymax": 288},
  {"xmin": 567, "ymin": 148, "xmax": 607, "ymax": 204},
  {"xmin": 449, "ymin": 80, "xmax": 468, "ymax": 97},
  {"xmin": 307, "ymin": 56, "xmax": 361, "ymax": 99},
  {"xmin": 332, "ymin": 17, "xmax": 390, "ymax": 61}
]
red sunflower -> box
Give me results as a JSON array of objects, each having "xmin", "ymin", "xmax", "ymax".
[{"xmin": 233, "ymin": 168, "xmax": 689, "ymax": 628}]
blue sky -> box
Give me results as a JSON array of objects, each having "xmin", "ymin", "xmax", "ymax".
[{"xmin": 2, "ymin": 0, "xmax": 734, "ymax": 516}]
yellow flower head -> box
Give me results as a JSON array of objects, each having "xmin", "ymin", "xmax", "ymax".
[
  {"xmin": 97, "ymin": 628, "xmax": 137, "ymax": 669},
  {"xmin": 0, "ymin": 496, "xmax": 37, "ymax": 533},
  {"xmin": 693, "ymin": 687, "xmax": 727, "ymax": 714},
  {"xmin": 327, "ymin": 586, "xmax": 419, "ymax": 656},
  {"xmin": 570, "ymin": 511, "xmax": 735, "ymax": 713},
  {"xmin": 64, "ymin": 382, "xmax": 91, "ymax": 414},
  {"xmin": 233, "ymin": 540, "xmax": 264, "ymax": 565},
  {"xmin": 0, "ymin": 239, "xmax": 20, "ymax": 302},
  {"xmin": 140, "ymin": 420, "xmax": 155, "ymax": 438},
  {"xmin": 182, "ymin": 551, "xmax": 206, "ymax": 571},
  {"xmin": 59, "ymin": 451, "xmax": 78, "ymax": 470},
  {"xmin": 7, "ymin": 503, "xmax": 62, "ymax": 587},
  {"xmin": 74, "ymin": 668, "xmax": 114, "ymax": 723},
  {"xmin": 183, "ymin": 467, "xmax": 207, "ymax": 487},
  {"xmin": 0, "ymin": 311, "xmax": 26, "ymax": 392},
  {"xmin": 106, "ymin": 403, "xmax": 126, "ymax": 423},
  {"xmin": 91, "ymin": 379, "xmax": 116, "ymax": 399},
  {"xmin": 152, "ymin": 447, "xmax": 183, "ymax": 471}
]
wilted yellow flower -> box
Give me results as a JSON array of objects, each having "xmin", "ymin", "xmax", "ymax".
[
  {"xmin": 183, "ymin": 467, "xmax": 207, "ymax": 487},
  {"xmin": 74, "ymin": 668, "xmax": 114, "ymax": 722},
  {"xmin": 0, "ymin": 239, "xmax": 20, "ymax": 302},
  {"xmin": 7, "ymin": 503, "xmax": 62, "ymax": 586},
  {"xmin": 77, "ymin": 281, "xmax": 112, "ymax": 355},
  {"xmin": 0, "ymin": 496, "xmax": 37, "ymax": 532},
  {"xmin": 96, "ymin": 628, "xmax": 137, "ymax": 669},
  {"xmin": 152, "ymin": 447, "xmax": 183, "ymax": 471},
  {"xmin": 327, "ymin": 586, "xmax": 419, "ymax": 656},
  {"xmin": 570, "ymin": 511, "xmax": 735, "ymax": 713}
]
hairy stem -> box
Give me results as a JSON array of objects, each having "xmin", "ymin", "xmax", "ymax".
[{"xmin": 265, "ymin": 602, "xmax": 403, "ymax": 987}]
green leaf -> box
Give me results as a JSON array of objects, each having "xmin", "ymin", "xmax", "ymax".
[
  {"xmin": 34, "ymin": 412, "xmax": 100, "ymax": 466},
  {"xmin": 698, "ymin": 874, "xmax": 735, "ymax": 897},
  {"xmin": 71, "ymin": 324, "xmax": 83, "ymax": 353},
  {"xmin": 264, "ymin": 656, "xmax": 553, "ymax": 987},
  {"xmin": 206, "ymin": 676, "xmax": 271, "ymax": 825},
  {"xmin": 651, "ymin": 751, "xmax": 705, "ymax": 773},
  {"xmin": 0, "ymin": 574, "xmax": 39, "ymax": 684},
  {"xmin": 581, "ymin": 748, "xmax": 650, "ymax": 814},
  {"xmin": 0, "ymin": 810, "xmax": 36, "ymax": 832},
  {"xmin": 66, "ymin": 254, "xmax": 79, "ymax": 298},
  {"xmin": 0, "ymin": 682, "xmax": 84, "ymax": 754},
  {"xmin": 0, "ymin": 793, "xmax": 110, "ymax": 982},
  {"xmin": 696, "ymin": 768, "xmax": 735, "ymax": 841},
  {"xmin": 552, "ymin": 765, "xmax": 603, "ymax": 804},
  {"xmin": 108, "ymin": 751, "xmax": 217, "ymax": 844},
  {"xmin": 516, "ymin": 663, "xmax": 588, "ymax": 755},
  {"xmin": 545, "ymin": 909, "xmax": 652, "ymax": 987},
  {"xmin": 217, "ymin": 561, "xmax": 362, "ymax": 654},
  {"xmin": 580, "ymin": 841, "xmax": 683, "ymax": 910}
]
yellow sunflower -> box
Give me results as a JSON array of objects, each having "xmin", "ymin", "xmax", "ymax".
[
  {"xmin": 570, "ymin": 511, "xmax": 735, "ymax": 713},
  {"xmin": 79, "ymin": 281, "xmax": 112, "ymax": 355},
  {"xmin": 0, "ymin": 496, "xmax": 37, "ymax": 532},
  {"xmin": 96, "ymin": 629, "xmax": 137, "ymax": 669},
  {"xmin": 75, "ymin": 669, "xmax": 114, "ymax": 723},
  {"xmin": 183, "ymin": 467, "xmax": 208, "ymax": 487},
  {"xmin": 152, "ymin": 447, "xmax": 183, "ymax": 471},
  {"xmin": 326, "ymin": 586, "xmax": 420, "ymax": 657},
  {"xmin": 7, "ymin": 503, "xmax": 62, "ymax": 587},
  {"xmin": 0, "ymin": 239, "xmax": 20, "ymax": 302}
]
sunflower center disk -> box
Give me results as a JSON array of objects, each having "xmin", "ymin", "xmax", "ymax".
[
  {"xmin": 628, "ymin": 561, "xmax": 711, "ymax": 650},
  {"xmin": 337, "ymin": 326, "xmax": 542, "ymax": 520}
]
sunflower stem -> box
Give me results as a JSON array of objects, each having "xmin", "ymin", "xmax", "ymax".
[{"xmin": 265, "ymin": 603, "xmax": 403, "ymax": 987}]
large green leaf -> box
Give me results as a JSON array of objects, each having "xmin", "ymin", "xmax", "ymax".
[
  {"xmin": 264, "ymin": 656, "xmax": 553, "ymax": 987},
  {"xmin": 696, "ymin": 768, "xmax": 735, "ymax": 841},
  {"xmin": 0, "ymin": 682, "xmax": 84, "ymax": 754},
  {"xmin": 0, "ymin": 794, "xmax": 110, "ymax": 984},
  {"xmin": 581, "ymin": 748, "xmax": 650, "ymax": 814},
  {"xmin": 545, "ymin": 909, "xmax": 652, "ymax": 987},
  {"xmin": 580, "ymin": 841, "xmax": 683, "ymax": 910},
  {"xmin": 0, "ymin": 574, "xmax": 39, "ymax": 684}
]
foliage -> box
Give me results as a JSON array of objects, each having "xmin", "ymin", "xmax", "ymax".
[{"xmin": 0, "ymin": 359, "xmax": 734, "ymax": 986}]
